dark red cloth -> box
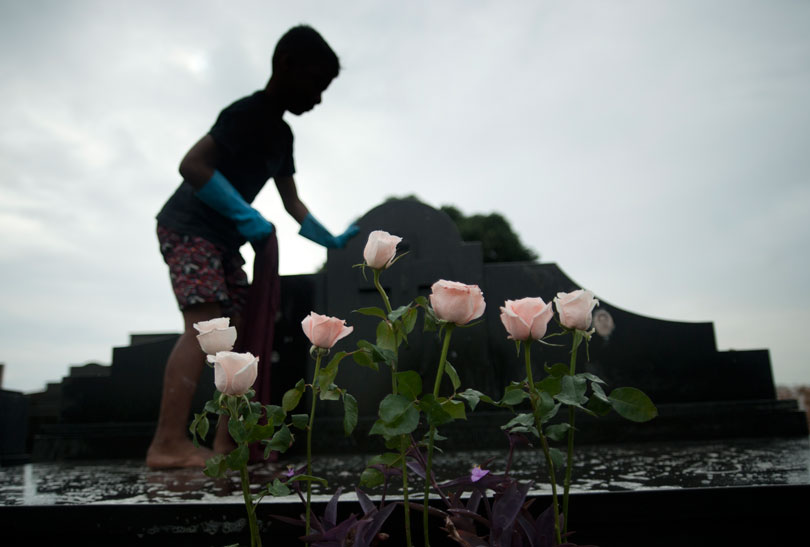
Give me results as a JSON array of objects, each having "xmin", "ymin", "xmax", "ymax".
[{"xmin": 235, "ymin": 234, "xmax": 281, "ymax": 462}]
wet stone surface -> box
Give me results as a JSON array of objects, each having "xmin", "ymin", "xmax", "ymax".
[{"xmin": 2, "ymin": 437, "xmax": 808, "ymax": 506}]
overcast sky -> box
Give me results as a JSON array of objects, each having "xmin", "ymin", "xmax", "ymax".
[{"xmin": 1, "ymin": 0, "xmax": 808, "ymax": 393}]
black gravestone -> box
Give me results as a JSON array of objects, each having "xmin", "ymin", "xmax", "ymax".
[
  {"xmin": 322, "ymin": 199, "xmax": 493, "ymax": 421},
  {"xmin": 310, "ymin": 199, "xmax": 805, "ymax": 447},
  {"xmin": 24, "ymin": 199, "xmax": 807, "ymax": 459}
]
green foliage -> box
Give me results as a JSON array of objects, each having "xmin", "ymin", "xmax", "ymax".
[
  {"xmin": 354, "ymin": 306, "xmax": 388, "ymax": 320},
  {"xmin": 376, "ymin": 321, "xmax": 397, "ymax": 353},
  {"xmin": 457, "ymin": 388, "xmax": 495, "ymax": 411},
  {"xmin": 370, "ymin": 394, "xmax": 420, "ymax": 438},
  {"xmin": 440, "ymin": 205, "xmax": 538, "ymax": 263},
  {"xmin": 500, "ymin": 383, "xmax": 529, "ymax": 406},
  {"xmin": 342, "ymin": 392, "xmax": 358, "ymax": 436},
  {"xmin": 190, "ymin": 412, "xmax": 210, "ymax": 445},
  {"xmin": 203, "ymin": 454, "xmax": 227, "ymax": 478},
  {"xmin": 226, "ymin": 444, "xmax": 249, "ymax": 469},
  {"xmin": 384, "ymin": 195, "xmax": 540, "ymax": 263},
  {"xmin": 360, "ymin": 467, "xmax": 385, "ymax": 488},
  {"xmin": 352, "ymin": 347, "xmax": 378, "ymax": 370},
  {"xmin": 356, "ymin": 340, "xmax": 396, "ymax": 366},
  {"xmin": 545, "ymin": 423, "xmax": 572, "ymax": 442},
  {"xmin": 609, "ymin": 387, "xmax": 659, "ymax": 422},
  {"xmin": 419, "ymin": 394, "xmax": 453, "ymax": 427},
  {"xmin": 282, "ymin": 379, "xmax": 305, "ymax": 412},
  {"xmin": 395, "ymin": 370, "xmax": 422, "ymax": 400},
  {"xmin": 548, "ymin": 447, "xmax": 565, "ymax": 470},
  {"xmin": 501, "ymin": 412, "xmax": 539, "ymax": 437},
  {"xmin": 440, "ymin": 398, "xmax": 466, "ymax": 420},
  {"xmin": 536, "ymin": 391, "xmax": 560, "ymax": 424},
  {"xmin": 228, "ymin": 418, "xmax": 248, "ymax": 444},
  {"xmin": 265, "ymin": 478, "xmax": 291, "ymax": 497},
  {"xmin": 290, "ymin": 414, "xmax": 309, "ymax": 430},
  {"xmin": 378, "ymin": 394, "xmax": 413, "ymax": 422},
  {"xmin": 554, "ymin": 375, "xmax": 588, "ymax": 406},
  {"xmin": 444, "ymin": 361, "xmax": 461, "ymax": 391},
  {"xmin": 267, "ymin": 424, "xmax": 292, "ymax": 452}
]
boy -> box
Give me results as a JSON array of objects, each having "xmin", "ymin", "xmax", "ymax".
[{"xmin": 147, "ymin": 25, "xmax": 357, "ymax": 468}]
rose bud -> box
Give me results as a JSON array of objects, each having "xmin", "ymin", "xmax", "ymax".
[
  {"xmin": 429, "ymin": 280, "xmax": 486, "ymax": 326},
  {"xmin": 363, "ymin": 230, "xmax": 403, "ymax": 270},
  {"xmin": 301, "ymin": 312, "xmax": 354, "ymax": 349},
  {"xmin": 193, "ymin": 317, "xmax": 237, "ymax": 354},
  {"xmin": 499, "ymin": 297, "xmax": 554, "ymax": 341},
  {"xmin": 554, "ymin": 289, "xmax": 599, "ymax": 331},
  {"xmin": 210, "ymin": 351, "xmax": 258, "ymax": 396}
]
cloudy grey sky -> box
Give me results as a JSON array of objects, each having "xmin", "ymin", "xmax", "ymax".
[{"xmin": 1, "ymin": 0, "xmax": 808, "ymax": 393}]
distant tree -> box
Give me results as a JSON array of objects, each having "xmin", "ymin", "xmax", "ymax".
[
  {"xmin": 385, "ymin": 195, "xmax": 539, "ymax": 263},
  {"xmin": 440, "ymin": 205, "xmax": 538, "ymax": 263}
]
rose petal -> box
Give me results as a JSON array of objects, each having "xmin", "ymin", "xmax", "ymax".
[
  {"xmin": 193, "ymin": 317, "xmax": 231, "ymax": 334},
  {"xmin": 197, "ymin": 326, "xmax": 237, "ymax": 354},
  {"xmin": 301, "ymin": 312, "xmax": 353, "ymax": 349}
]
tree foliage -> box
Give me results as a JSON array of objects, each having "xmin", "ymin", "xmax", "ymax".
[
  {"xmin": 385, "ymin": 195, "xmax": 538, "ymax": 263},
  {"xmin": 440, "ymin": 205, "xmax": 538, "ymax": 263}
]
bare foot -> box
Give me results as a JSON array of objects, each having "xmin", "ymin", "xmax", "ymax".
[{"xmin": 146, "ymin": 438, "xmax": 214, "ymax": 469}]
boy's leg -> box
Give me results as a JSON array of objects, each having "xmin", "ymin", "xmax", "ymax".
[
  {"xmin": 211, "ymin": 312, "xmax": 242, "ymax": 455},
  {"xmin": 146, "ymin": 301, "xmax": 221, "ymax": 469}
]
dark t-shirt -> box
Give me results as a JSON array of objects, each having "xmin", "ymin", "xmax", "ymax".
[{"xmin": 156, "ymin": 91, "xmax": 295, "ymax": 250}]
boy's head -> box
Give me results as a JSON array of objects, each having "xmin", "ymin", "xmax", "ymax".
[{"xmin": 271, "ymin": 25, "xmax": 340, "ymax": 115}]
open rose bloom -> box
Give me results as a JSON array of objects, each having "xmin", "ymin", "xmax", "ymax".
[
  {"xmin": 499, "ymin": 297, "xmax": 554, "ymax": 341},
  {"xmin": 554, "ymin": 289, "xmax": 599, "ymax": 331},
  {"xmin": 363, "ymin": 230, "xmax": 403, "ymax": 270},
  {"xmin": 430, "ymin": 280, "xmax": 486, "ymax": 325},
  {"xmin": 301, "ymin": 312, "xmax": 354, "ymax": 349},
  {"xmin": 194, "ymin": 317, "xmax": 237, "ymax": 354},
  {"xmin": 210, "ymin": 351, "xmax": 258, "ymax": 396}
]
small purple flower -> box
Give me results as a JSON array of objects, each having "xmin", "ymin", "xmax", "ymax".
[
  {"xmin": 285, "ymin": 466, "xmax": 296, "ymax": 478},
  {"xmin": 471, "ymin": 465, "xmax": 489, "ymax": 482}
]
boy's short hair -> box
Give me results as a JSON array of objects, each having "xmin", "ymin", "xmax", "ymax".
[{"xmin": 273, "ymin": 25, "xmax": 340, "ymax": 79}]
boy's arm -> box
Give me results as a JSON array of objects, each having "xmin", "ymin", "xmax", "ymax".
[
  {"xmin": 275, "ymin": 175, "xmax": 359, "ymax": 249},
  {"xmin": 274, "ymin": 175, "xmax": 309, "ymax": 223},
  {"xmin": 179, "ymin": 135, "xmax": 220, "ymax": 189},
  {"xmin": 182, "ymin": 134, "xmax": 275, "ymax": 242}
]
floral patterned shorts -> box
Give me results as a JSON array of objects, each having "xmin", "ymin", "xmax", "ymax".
[{"xmin": 157, "ymin": 224, "xmax": 249, "ymax": 318}]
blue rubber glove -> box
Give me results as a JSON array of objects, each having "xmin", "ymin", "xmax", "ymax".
[
  {"xmin": 195, "ymin": 170, "xmax": 274, "ymax": 242},
  {"xmin": 299, "ymin": 213, "xmax": 359, "ymax": 249}
]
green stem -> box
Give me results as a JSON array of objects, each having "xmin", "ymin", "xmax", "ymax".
[
  {"xmin": 306, "ymin": 352, "xmax": 324, "ymax": 536},
  {"xmin": 373, "ymin": 269, "xmax": 393, "ymax": 315},
  {"xmin": 524, "ymin": 342, "xmax": 562, "ymax": 545},
  {"xmin": 562, "ymin": 330, "xmax": 581, "ymax": 534},
  {"xmin": 240, "ymin": 463, "xmax": 261, "ymax": 547},
  {"xmin": 401, "ymin": 439, "xmax": 413, "ymax": 547},
  {"xmin": 375, "ymin": 270, "xmax": 410, "ymax": 544},
  {"xmin": 431, "ymin": 326, "xmax": 454, "ymax": 397},
  {"xmin": 373, "ymin": 269, "xmax": 398, "ymax": 395},
  {"xmin": 423, "ymin": 325, "xmax": 454, "ymax": 546}
]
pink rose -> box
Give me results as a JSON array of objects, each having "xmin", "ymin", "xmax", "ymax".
[
  {"xmin": 363, "ymin": 230, "xmax": 403, "ymax": 270},
  {"xmin": 193, "ymin": 317, "xmax": 237, "ymax": 354},
  {"xmin": 554, "ymin": 290, "xmax": 599, "ymax": 331},
  {"xmin": 301, "ymin": 312, "xmax": 354, "ymax": 349},
  {"xmin": 210, "ymin": 351, "xmax": 258, "ymax": 396},
  {"xmin": 499, "ymin": 297, "xmax": 554, "ymax": 341},
  {"xmin": 429, "ymin": 280, "xmax": 486, "ymax": 325}
]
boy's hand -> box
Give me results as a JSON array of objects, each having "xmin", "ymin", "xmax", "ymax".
[
  {"xmin": 334, "ymin": 224, "xmax": 360, "ymax": 248},
  {"xmin": 195, "ymin": 170, "xmax": 274, "ymax": 243},
  {"xmin": 235, "ymin": 212, "xmax": 275, "ymax": 243},
  {"xmin": 299, "ymin": 213, "xmax": 359, "ymax": 249}
]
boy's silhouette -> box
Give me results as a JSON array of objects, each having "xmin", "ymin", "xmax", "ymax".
[{"xmin": 147, "ymin": 25, "xmax": 357, "ymax": 468}]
